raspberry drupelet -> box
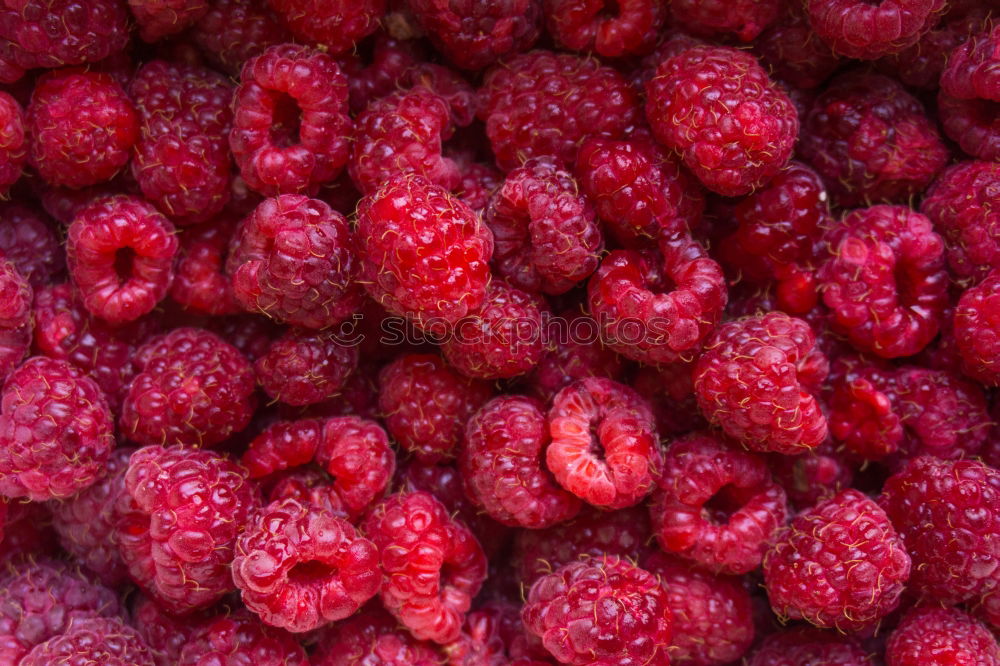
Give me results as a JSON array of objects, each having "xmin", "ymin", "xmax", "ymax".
[
  {"xmin": 521, "ymin": 555, "xmax": 672, "ymax": 665},
  {"xmin": 0, "ymin": 258, "xmax": 31, "ymax": 381},
  {"xmin": 645, "ymin": 44, "xmax": 798, "ymax": 197},
  {"xmin": 886, "ymin": 606, "xmax": 1000, "ymax": 666},
  {"xmin": 230, "ymin": 44, "xmax": 352, "ymax": 196},
  {"xmin": 268, "ymin": 0, "xmax": 383, "ymax": 55},
  {"xmin": 0, "ymin": 203, "xmax": 62, "ymax": 288},
  {"xmin": 669, "ymin": 0, "xmax": 781, "ymax": 41},
  {"xmin": 192, "ymin": 0, "xmax": 291, "ymax": 75},
  {"xmin": 941, "ymin": 22, "xmax": 1000, "ymax": 102},
  {"xmin": 255, "ymin": 328, "xmax": 359, "ymax": 407},
  {"xmin": 177, "ymin": 609, "xmax": 309, "ymax": 666},
  {"xmin": 19, "ymin": 617, "xmax": 156, "ymax": 666},
  {"xmin": 544, "ymin": 0, "xmax": 666, "ymax": 57},
  {"xmin": 805, "ymin": 0, "xmax": 947, "ymax": 59},
  {"xmin": 748, "ymin": 628, "xmax": 874, "ymax": 666},
  {"xmin": 694, "ymin": 312, "xmax": 828, "ymax": 455},
  {"xmin": 0, "ymin": 93, "xmax": 24, "ymax": 193},
  {"xmin": 311, "ymin": 604, "xmax": 442, "ymax": 665},
  {"xmin": 129, "ymin": 0, "xmax": 209, "ymax": 42},
  {"xmin": 362, "ymin": 491, "xmax": 487, "ymax": 644},
  {"xmin": 955, "ymin": 271, "xmax": 1000, "ymax": 385}
]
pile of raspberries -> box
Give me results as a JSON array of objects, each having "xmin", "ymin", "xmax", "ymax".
[{"xmin": 1, "ymin": 0, "xmax": 1000, "ymax": 664}]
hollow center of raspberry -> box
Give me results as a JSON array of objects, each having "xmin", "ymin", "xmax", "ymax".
[
  {"xmin": 271, "ymin": 93, "xmax": 303, "ymax": 148},
  {"xmin": 703, "ymin": 484, "xmax": 745, "ymax": 524},
  {"xmin": 288, "ymin": 559, "xmax": 337, "ymax": 585},
  {"xmin": 114, "ymin": 247, "xmax": 136, "ymax": 284}
]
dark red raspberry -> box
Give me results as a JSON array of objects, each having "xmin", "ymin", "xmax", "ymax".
[
  {"xmin": 0, "ymin": 92, "xmax": 24, "ymax": 193},
  {"xmin": 588, "ymin": 234, "xmax": 727, "ymax": 365},
  {"xmin": 130, "ymin": 60, "xmax": 233, "ymax": 225},
  {"xmin": 0, "ymin": 501, "xmax": 58, "ymax": 565},
  {"xmin": 461, "ymin": 395, "xmax": 582, "ymax": 529},
  {"xmin": 27, "ymin": 69, "xmax": 138, "ymax": 188},
  {"xmin": 921, "ymin": 160, "xmax": 1000, "ymax": 285},
  {"xmin": 131, "ymin": 594, "xmax": 212, "ymax": 666},
  {"xmin": 192, "ymin": 0, "xmax": 291, "ymax": 75},
  {"xmin": 522, "ymin": 556, "xmax": 672, "ymax": 665},
  {"xmin": 0, "ymin": 0, "xmax": 130, "ymax": 83},
  {"xmin": 478, "ymin": 50, "xmax": 640, "ymax": 171},
  {"xmin": 631, "ymin": 360, "xmax": 707, "ymax": 438},
  {"xmin": 312, "ymin": 605, "xmax": 442, "ymax": 665},
  {"xmin": 880, "ymin": 456, "xmax": 1000, "ymax": 605},
  {"xmin": 886, "ymin": 606, "xmax": 1000, "ymax": 666},
  {"xmin": 230, "ymin": 44, "xmax": 352, "ymax": 196},
  {"xmin": 66, "ymin": 195, "xmax": 179, "ymax": 325},
  {"xmin": 484, "ymin": 157, "xmax": 601, "ymax": 295},
  {"xmin": 544, "ymin": 0, "xmax": 665, "ymax": 56},
  {"xmin": 942, "ymin": 23, "xmax": 1000, "ymax": 101},
  {"xmin": 205, "ymin": 312, "xmax": 278, "ymax": 363},
  {"xmin": 651, "ymin": 431, "xmax": 788, "ymax": 576},
  {"xmin": 748, "ymin": 628, "xmax": 873, "ymax": 666},
  {"xmin": 170, "ymin": 217, "xmax": 241, "ymax": 315},
  {"xmin": 177, "ymin": 609, "xmax": 308, "ymax": 666},
  {"xmin": 129, "ymin": 0, "xmax": 209, "ymax": 41},
  {"xmin": 120, "ymin": 327, "xmax": 256, "ymax": 448},
  {"xmin": 51, "ymin": 447, "xmax": 134, "ymax": 586},
  {"xmin": 818, "ymin": 205, "xmax": 947, "ymax": 358},
  {"xmin": 769, "ymin": 444, "xmax": 854, "ymax": 511},
  {"xmin": 357, "ymin": 174, "xmax": 493, "ymax": 334},
  {"xmin": 443, "ymin": 600, "xmax": 536, "ymax": 666},
  {"xmin": 754, "ymin": 8, "xmax": 842, "ymax": 90},
  {"xmin": 116, "ymin": 444, "xmax": 260, "ymax": 614},
  {"xmin": 693, "ymin": 312, "xmax": 828, "ymax": 455},
  {"xmin": 255, "ymin": 328, "xmax": 359, "ymax": 407},
  {"xmin": 800, "ymin": 72, "xmax": 948, "ymax": 207},
  {"xmin": 670, "ymin": 0, "xmax": 780, "ymax": 41},
  {"xmin": 20, "ymin": 617, "xmax": 155, "ymax": 666},
  {"xmin": 363, "ymin": 491, "xmax": 487, "ymax": 644},
  {"xmin": 938, "ymin": 90, "xmax": 1000, "ymax": 161},
  {"xmin": 575, "ymin": 136, "xmax": 703, "ymax": 248},
  {"xmin": 805, "ymin": 0, "xmax": 947, "ymax": 59},
  {"xmin": 265, "ymin": 466, "xmax": 348, "ymax": 518},
  {"xmin": 956, "ymin": 271, "xmax": 1000, "ymax": 385},
  {"xmin": 339, "ymin": 34, "xmax": 426, "ymax": 114},
  {"xmin": 0, "ymin": 258, "xmax": 30, "ymax": 381},
  {"xmin": 455, "ymin": 160, "xmax": 502, "ymax": 213},
  {"xmin": 268, "ymin": 0, "xmax": 382, "ymax": 55},
  {"xmin": 232, "ymin": 498, "xmax": 379, "ymax": 633},
  {"xmin": 642, "ymin": 552, "xmax": 754, "ymax": 665},
  {"xmin": 0, "ymin": 203, "xmax": 62, "ymax": 287},
  {"xmin": 645, "ymin": 45, "xmax": 798, "ymax": 197},
  {"xmin": 378, "ymin": 353, "xmax": 492, "ymax": 462}
]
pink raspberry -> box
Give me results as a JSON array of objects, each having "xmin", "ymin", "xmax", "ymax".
[
  {"xmin": 268, "ymin": 0, "xmax": 383, "ymax": 55},
  {"xmin": 230, "ymin": 44, "xmax": 352, "ymax": 196},
  {"xmin": 748, "ymin": 628, "xmax": 873, "ymax": 666},
  {"xmin": 0, "ymin": 92, "xmax": 24, "ymax": 193},
  {"xmin": 754, "ymin": 8, "xmax": 842, "ymax": 90},
  {"xmin": 956, "ymin": 271, "xmax": 1000, "ymax": 385},
  {"xmin": 693, "ymin": 312, "xmax": 828, "ymax": 455},
  {"xmin": 0, "ymin": 258, "xmax": 30, "ymax": 380},
  {"xmin": 170, "ymin": 216, "xmax": 241, "ymax": 315},
  {"xmin": 192, "ymin": 0, "xmax": 291, "ymax": 75},
  {"xmin": 0, "ymin": 203, "xmax": 62, "ymax": 288},
  {"xmin": 255, "ymin": 328, "xmax": 359, "ymax": 407},
  {"xmin": 20, "ymin": 617, "xmax": 155, "ymax": 666},
  {"xmin": 669, "ymin": 0, "xmax": 781, "ymax": 41},
  {"xmin": 805, "ymin": 0, "xmax": 947, "ymax": 59},
  {"xmin": 128, "ymin": 0, "xmax": 209, "ymax": 41},
  {"xmin": 544, "ymin": 0, "xmax": 666, "ymax": 57},
  {"xmin": 176, "ymin": 609, "xmax": 309, "ymax": 666},
  {"xmin": 886, "ymin": 606, "xmax": 1000, "ymax": 666},
  {"xmin": 362, "ymin": 491, "xmax": 487, "ymax": 644},
  {"xmin": 645, "ymin": 44, "xmax": 798, "ymax": 197},
  {"xmin": 818, "ymin": 205, "xmax": 947, "ymax": 358},
  {"xmin": 311, "ymin": 605, "xmax": 442, "ymax": 665},
  {"xmin": 938, "ymin": 89, "xmax": 1000, "ymax": 161},
  {"xmin": 478, "ymin": 50, "xmax": 640, "ymax": 171},
  {"xmin": 522, "ymin": 556, "xmax": 672, "ymax": 666}
]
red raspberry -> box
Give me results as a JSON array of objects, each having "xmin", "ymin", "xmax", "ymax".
[
  {"xmin": 268, "ymin": 0, "xmax": 382, "ymax": 55},
  {"xmin": 444, "ymin": 601, "xmax": 535, "ymax": 666},
  {"xmin": 265, "ymin": 466, "xmax": 349, "ymax": 518},
  {"xmin": 670, "ymin": 0, "xmax": 780, "ymax": 41},
  {"xmin": 748, "ymin": 628, "xmax": 873, "ymax": 666},
  {"xmin": 805, "ymin": 0, "xmax": 947, "ymax": 59},
  {"xmin": 0, "ymin": 501, "xmax": 58, "ymax": 565},
  {"xmin": 0, "ymin": 92, "xmax": 24, "ymax": 193},
  {"xmin": 818, "ymin": 205, "xmax": 947, "ymax": 358},
  {"xmin": 484, "ymin": 157, "xmax": 601, "ymax": 295},
  {"xmin": 956, "ymin": 271, "xmax": 1000, "ymax": 385},
  {"xmin": 192, "ymin": 0, "xmax": 291, "ymax": 75},
  {"xmin": 769, "ymin": 444, "xmax": 854, "ymax": 511},
  {"xmin": 130, "ymin": 61, "xmax": 233, "ymax": 225},
  {"xmin": 0, "ymin": 203, "xmax": 61, "ymax": 287},
  {"xmin": 886, "ymin": 606, "xmax": 1000, "ymax": 666},
  {"xmin": 522, "ymin": 556, "xmax": 672, "ymax": 666},
  {"xmin": 546, "ymin": 377, "xmax": 660, "ymax": 510},
  {"xmin": 544, "ymin": 0, "xmax": 666, "ymax": 57},
  {"xmin": 921, "ymin": 160, "xmax": 1000, "ymax": 284},
  {"xmin": 0, "ymin": 356, "xmax": 114, "ymax": 501},
  {"xmin": 575, "ymin": 136, "xmax": 703, "ymax": 248},
  {"xmin": 642, "ymin": 552, "xmax": 754, "ymax": 665},
  {"xmin": 116, "ymin": 445, "xmax": 260, "ymax": 614},
  {"xmin": 362, "ymin": 491, "xmax": 487, "ymax": 644},
  {"xmin": 378, "ymin": 353, "xmax": 492, "ymax": 462},
  {"xmin": 27, "ymin": 70, "xmax": 138, "ymax": 188},
  {"xmin": 312, "ymin": 605, "xmax": 442, "ymax": 665},
  {"xmin": 891, "ymin": 367, "xmax": 990, "ymax": 460},
  {"xmin": 131, "ymin": 594, "xmax": 212, "ymax": 666},
  {"xmin": 938, "ymin": 90, "xmax": 1000, "ymax": 161},
  {"xmin": 650, "ymin": 431, "xmax": 788, "ymax": 575},
  {"xmin": 942, "ymin": 23, "xmax": 1000, "ymax": 101},
  {"xmin": 645, "ymin": 45, "xmax": 798, "ymax": 197},
  {"xmin": 339, "ymin": 34, "xmax": 425, "ymax": 114},
  {"xmin": 232, "ymin": 498, "xmax": 379, "ymax": 633},
  {"xmin": 478, "ymin": 50, "xmax": 640, "ymax": 171},
  {"xmin": 66, "ymin": 195, "xmax": 179, "ymax": 325},
  {"xmin": 693, "ymin": 312, "xmax": 828, "ymax": 455},
  {"xmin": 170, "ymin": 217, "xmax": 241, "ymax": 315},
  {"xmin": 800, "ymin": 72, "xmax": 948, "ymax": 207},
  {"xmin": 357, "ymin": 174, "xmax": 493, "ymax": 334},
  {"xmin": 230, "ymin": 44, "xmax": 352, "ymax": 196},
  {"xmin": 754, "ymin": 8, "xmax": 842, "ymax": 90},
  {"xmin": 0, "ymin": 258, "xmax": 30, "ymax": 380},
  {"xmin": 455, "ymin": 160, "xmax": 502, "ymax": 213},
  {"xmin": 120, "ymin": 327, "xmax": 256, "ymax": 448},
  {"xmin": 20, "ymin": 617, "xmax": 155, "ymax": 666},
  {"xmin": 129, "ymin": 0, "xmax": 209, "ymax": 41},
  {"xmin": 255, "ymin": 328, "xmax": 359, "ymax": 407},
  {"xmin": 0, "ymin": 0, "xmax": 130, "ymax": 83},
  {"xmin": 631, "ymin": 360, "xmax": 707, "ymax": 438},
  {"xmin": 206, "ymin": 312, "xmax": 279, "ymax": 363},
  {"xmin": 177, "ymin": 609, "xmax": 309, "ymax": 666},
  {"xmin": 879, "ymin": 456, "xmax": 1000, "ymax": 605}
]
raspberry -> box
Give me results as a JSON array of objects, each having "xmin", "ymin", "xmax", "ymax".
[
  {"xmin": 357, "ymin": 174, "xmax": 493, "ymax": 334},
  {"xmin": 0, "ymin": 501, "xmax": 58, "ymax": 565},
  {"xmin": 177, "ymin": 609, "xmax": 309, "ymax": 666},
  {"xmin": 0, "ymin": 0, "xmax": 130, "ymax": 83},
  {"xmin": 170, "ymin": 217, "xmax": 241, "ymax": 315},
  {"xmin": 0, "ymin": 259, "xmax": 30, "ymax": 380},
  {"xmin": 130, "ymin": 61, "xmax": 233, "ymax": 225},
  {"xmin": 879, "ymin": 456, "xmax": 1000, "ymax": 605},
  {"xmin": 544, "ymin": 0, "xmax": 666, "ymax": 57},
  {"xmin": 378, "ymin": 353, "xmax": 492, "ymax": 462},
  {"xmin": 693, "ymin": 312, "xmax": 828, "ymax": 455},
  {"xmin": 642, "ymin": 552, "xmax": 754, "ymax": 666},
  {"xmin": 362, "ymin": 491, "xmax": 487, "ymax": 644},
  {"xmin": 645, "ymin": 45, "xmax": 798, "ymax": 197},
  {"xmin": 312, "ymin": 605, "xmax": 442, "ymax": 665},
  {"xmin": 938, "ymin": 91, "xmax": 1000, "ymax": 161},
  {"xmin": 0, "ymin": 92, "xmax": 24, "ymax": 193},
  {"xmin": 575, "ymin": 136, "xmax": 703, "ymax": 248},
  {"xmin": 631, "ymin": 360, "xmax": 707, "ymax": 438},
  {"xmin": 444, "ymin": 601, "xmax": 532, "ymax": 665},
  {"xmin": 754, "ymin": 8, "xmax": 842, "ymax": 90},
  {"xmin": 478, "ymin": 50, "xmax": 640, "ymax": 171},
  {"xmin": 886, "ymin": 606, "xmax": 1000, "ymax": 666},
  {"xmin": 877, "ymin": 9, "xmax": 990, "ymax": 90},
  {"xmin": 230, "ymin": 44, "xmax": 352, "ymax": 196},
  {"xmin": 264, "ymin": 466, "xmax": 348, "ymax": 518},
  {"xmin": 455, "ymin": 160, "xmax": 502, "ymax": 213},
  {"xmin": 818, "ymin": 205, "xmax": 947, "ymax": 358},
  {"xmin": 827, "ymin": 357, "xmax": 903, "ymax": 460},
  {"xmin": 27, "ymin": 69, "xmax": 138, "ymax": 188},
  {"xmin": 192, "ymin": 0, "xmax": 291, "ymax": 75},
  {"xmin": 0, "ymin": 559, "xmax": 121, "ymax": 664},
  {"xmin": 129, "ymin": 0, "xmax": 209, "ymax": 41},
  {"xmin": 340, "ymin": 34, "xmax": 426, "ymax": 113},
  {"xmin": 66, "ymin": 195, "xmax": 179, "ymax": 325},
  {"xmin": 232, "ymin": 498, "xmax": 379, "ymax": 633},
  {"xmin": 484, "ymin": 157, "xmax": 601, "ymax": 295},
  {"xmin": 20, "ymin": 617, "xmax": 155, "ymax": 666},
  {"xmin": 116, "ymin": 444, "xmax": 260, "ymax": 614},
  {"xmin": 0, "ymin": 203, "xmax": 62, "ymax": 287},
  {"xmin": 669, "ymin": 0, "xmax": 781, "ymax": 41},
  {"xmin": 442, "ymin": 280, "xmax": 547, "ymax": 380},
  {"xmin": 120, "ymin": 327, "xmax": 256, "ymax": 448},
  {"xmin": 956, "ymin": 272, "xmax": 1000, "ymax": 385},
  {"xmin": 521, "ymin": 556, "xmax": 672, "ymax": 666},
  {"xmin": 0, "ymin": 356, "xmax": 114, "ymax": 501},
  {"xmin": 524, "ymin": 312, "xmax": 625, "ymax": 403},
  {"xmin": 800, "ymin": 72, "xmax": 948, "ymax": 207},
  {"xmin": 942, "ymin": 23, "xmax": 1000, "ymax": 101},
  {"xmin": 131, "ymin": 594, "xmax": 212, "ymax": 666},
  {"xmin": 255, "ymin": 328, "xmax": 359, "ymax": 407},
  {"xmin": 921, "ymin": 160, "xmax": 1000, "ymax": 285},
  {"xmin": 748, "ymin": 628, "xmax": 873, "ymax": 666},
  {"xmin": 268, "ymin": 0, "xmax": 383, "ymax": 55},
  {"xmin": 805, "ymin": 0, "xmax": 947, "ymax": 59},
  {"xmin": 406, "ymin": 0, "xmax": 541, "ymax": 70},
  {"xmin": 588, "ymin": 234, "xmax": 727, "ymax": 365}
]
